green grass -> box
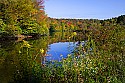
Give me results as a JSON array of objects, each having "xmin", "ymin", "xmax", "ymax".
[{"xmin": 12, "ymin": 24, "xmax": 125, "ymax": 83}]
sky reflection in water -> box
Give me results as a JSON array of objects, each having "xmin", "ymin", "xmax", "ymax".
[{"xmin": 46, "ymin": 42, "xmax": 77, "ymax": 61}]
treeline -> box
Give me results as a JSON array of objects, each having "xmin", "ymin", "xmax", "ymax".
[
  {"xmin": 0, "ymin": 0, "xmax": 125, "ymax": 38},
  {"xmin": 49, "ymin": 15, "xmax": 125, "ymax": 32}
]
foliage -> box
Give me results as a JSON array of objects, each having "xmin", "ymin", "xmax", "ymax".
[
  {"xmin": 117, "ymin": 15, "xmax": 125, "ymax": 25},
  {"xmin": 0, "ymin": 19, "xmax": 6, "ymax": 33},
  {"xmin": 0, "ymin": 0, "xmax": 48, "ymax": 36}
]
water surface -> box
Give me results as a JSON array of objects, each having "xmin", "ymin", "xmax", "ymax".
[
  {"xmin": 46, "ymin": 42, "xmax": 77, "ymax": 61},
  {"xmin": 0, "ymin": 32, "xmax": 85, "ymax": 83}
]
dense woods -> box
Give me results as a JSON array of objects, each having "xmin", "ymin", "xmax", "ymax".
[
  {"xmin": 49, "ymin": 15, "xmax": 125, "ymax": 32},
  {"xmin": 0, "ymin": 0, "xmax": 48, "ymax": 38},
  {"xmin": 0, "ymin": 0, "xmax": 125, "ymax": 38},
  {"xmin": 0, "ymin": 0, "xmax": 125, "ymax": 83}
]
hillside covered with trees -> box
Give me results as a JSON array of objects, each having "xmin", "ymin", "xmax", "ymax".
[{"xmin": 0, "ymin": 0, "xmax": 125, "ymax": 39}]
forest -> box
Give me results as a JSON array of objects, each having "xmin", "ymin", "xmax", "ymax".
[
  {"xmin": 0, "ymin": 0, "xmax": 125, "ymax": 83},
  {"xmin": 0, "ymin": 0, "xmax": 125, "ymax": 39}
]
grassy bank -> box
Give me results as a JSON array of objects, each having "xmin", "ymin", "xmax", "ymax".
[{"xmin": 11, "ymin": 23, "xmax": 125, "ymax": 83}]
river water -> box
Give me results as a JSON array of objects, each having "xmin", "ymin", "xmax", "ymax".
[
  {"xmin": 0, "ymin": 32, "xmax": 86, "ymax": 82},
  {"xmin": 46, "ymin": 42, "xmax": 77, "ymax": 61}
]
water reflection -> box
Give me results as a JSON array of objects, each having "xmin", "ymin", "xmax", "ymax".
[
  {"xmin": 0, "ymin": 32, "xmax": 86, "ymax": 83},
  {"xmin": 46, "ymin": 42, "xmax": 77, "ymax": 62}
]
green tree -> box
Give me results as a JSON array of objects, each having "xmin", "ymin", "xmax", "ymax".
[{"xmin": 0, "ymin": 0, "xmax": 47, "ymax": 36}]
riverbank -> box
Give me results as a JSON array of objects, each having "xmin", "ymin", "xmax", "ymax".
[{"xmin": 0, "ymin": 33, "xmax": 47, "ymax": 42}]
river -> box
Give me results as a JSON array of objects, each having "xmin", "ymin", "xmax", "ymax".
[{"xmin": 0, "ymin": 32, "xmax": 86, "ymax": 83}]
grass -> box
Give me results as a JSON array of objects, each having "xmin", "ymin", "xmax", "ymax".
[{"xmin": 11, "ymin": 24, "xmax": 125, "ymax": 83}]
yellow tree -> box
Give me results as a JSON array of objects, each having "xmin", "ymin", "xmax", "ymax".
[{"xmin": 0, "ymin": 0, "xmax": 48, "ymax": 35}]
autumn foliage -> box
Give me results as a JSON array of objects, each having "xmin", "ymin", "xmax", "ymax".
[{"xmin": 0, "ymin": 0, "xmax": 48, "ymax": 36}]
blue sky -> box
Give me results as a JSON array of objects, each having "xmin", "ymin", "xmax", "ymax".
[{"xmin": 44, "ymin": 0, "xmax": 125, "ymax": 19}]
